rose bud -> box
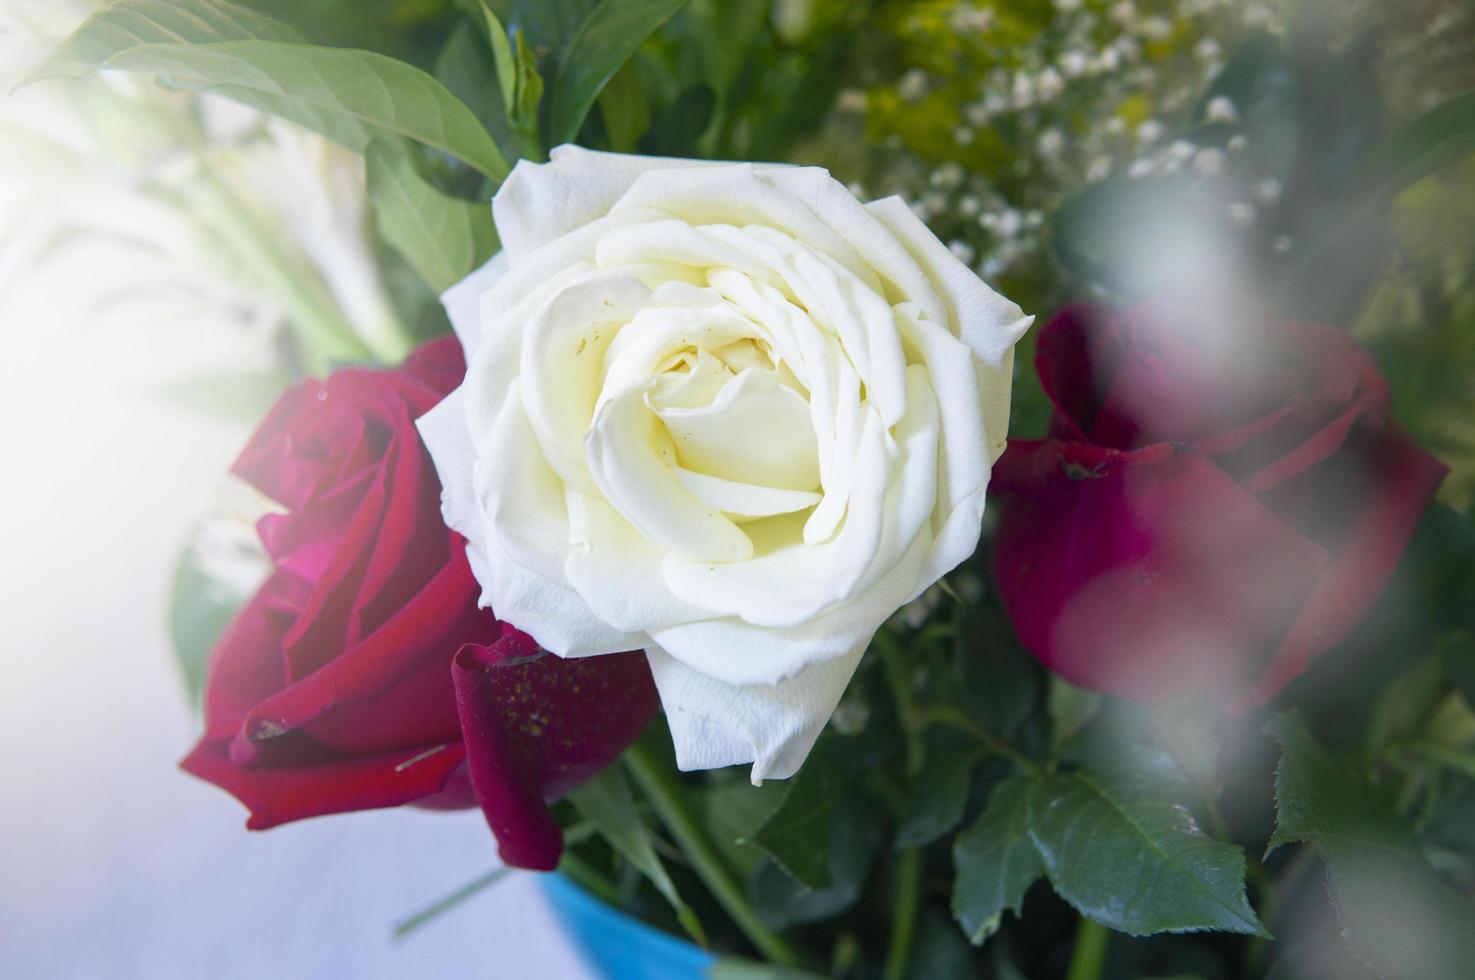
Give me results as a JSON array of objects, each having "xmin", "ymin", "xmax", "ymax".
[
  {"xmin": 418, "ymin": 146, "xmax": 1031, "ymax": 781},
  {"xmin": 991, "ymin": 303, "xmax": 1446, "ymax": 705},
  {"xmin": 181, "ymin": 337, "xmax": 658, "ymax": 870}
]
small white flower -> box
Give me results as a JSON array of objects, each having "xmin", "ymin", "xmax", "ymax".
[
  {"xmin": 1137, "ymin": 119, "xmax": 1166, "ymax": 144},
  {"xmin": 1012, "ymin": 73, "xmax": 1036, "ymax": 108},
  {"xmin": 898, "ymin": 68, "xmax": 929, "ymax": 103},
  {"xmin": 1254, "ymin": 178, "xmax": 1283, "ymax": 205},
  {"xmin": 1087, "ymin": 156, "xmax": 1114, "ymax": 182},
  {"xmin": 1137, "ymin": 16, "xmax": 1173, "ymax": 39},
  {"xmin": 1192, "ymin": 148, "xmax": 1225, "ymax": 177},
  {"xmin": 1128, "ymin": 157, "xmax": 1156, "ymax": 179},
  {"xmin": 836, "ymin": 89, "xmax": 868, "ymax": 114},
  {"xmin": 1205, "ymin": 95, "xmax": 1240, "ymax": 124},
  {"xmin": 948, "ymin": 239, "xmax": 977, "ymax": 266},
  {"xmin": 954, "ymin": 125, "xmax": 976, "ymax": 146},
  {"xmin": 930, "ymin": 162, "xmax": 965, "ymax": 190},
  {"xmin": 1036, "ymin": 67, "xmax": 1065, "ymax": 102},
  {"xmin": 1060, "ymin": 50, "xmax": 1089, "ymax": 78},
  {"xmin": 1227, "ymin": 201, "xmax": 1258, "ymax": 228},
  {"xmin": 950, "ymin": 5, "xmax": 995, "ymax": 32},
  {"xmin": 1167, "ymin": 139, "xmax": 1197, "ymax": 163},
  {"xmin": 1039, "ymin": 128, "xmax": 1066, "ymax": 159}
]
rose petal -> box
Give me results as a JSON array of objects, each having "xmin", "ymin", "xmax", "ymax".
[
  {"xmin": 181, "ymin": 737, "xmax": 468, "ymax": 830},
  {"xmin": 453, "ymin": 632, "xmax": 659, "ymax": 870},
  {"xmin": 645, "ymin": 642, "xmax": 866, "ymax": 783}
]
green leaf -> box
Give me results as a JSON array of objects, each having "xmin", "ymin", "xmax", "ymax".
[
  {"xmin": 36, "ymin": 1, "xmax": 509, "ymax": 181},
  {"xmin": 484, "ymin": 0, "xmax": 597, "ymax": 55},
  {"xmin": 1362, "ymin": 88, "xmax": 1475, "ymax": 201},
  {"xmin": 1268, "ymin": 712, "xmax": 1475, "ymax": 980},
  {"xmin": 954, "ymin": 599, "xmax": 1045, "ymax": 742},
  {"xmin": 547, "ymin": 0, "xmax": 693, "ymax": 147},
  {"xmin": 32, "ymin": 0, "xmax": 304, "ymax": 77},
  {"xmin": 894, "ymin": 727, "xmax": 987, "ymax": 850},
  {"xmin": 1027, "ymin": 759, "xmax": 1268, "ymax": 937},
  {"xmin": 951, "ymin": 774, "xmax": 1045, "ymax": 945},
  {"xmin": 749, "ymin": 792, "xmax": 885, "ymax": 930},
  {"xmin": 434, "ymin": 20, "xmax": 516, "ymax": 157},
  {"xmin": 151, "ymin": 368, "xmax": 293, "ymax": 424},
  {"xmin": 742, "ymin": 733, "xmax": 877, "ymax": 890},
  {"xmin": 598, "ymin": 59, "xmax": 650, "ymax": 153},
  {"xmin": 1363, "ymin": 652, "xmax": 1445, "ymax": 758},
  {"xmin": 392, "ymin": 867, "xmax": 512, "ymax": 940},
  {"xmin": 906, "ymin": 909, "xmax": 986, "ymax": 980},
  {"xmin": 699, "ymin": 779, "xmax": 786, "ymax": 881},
  {"xmin": 568, "ymin": 764, "xmax": 706, "ymax": 947},
  {"xmin": 365, "ymin": 141, "xmax": 497, "ymax": 294},
  {"xmin": 707, "ymin": 958, "xmax": 826, "ymax": 980},
  {"xmin": 1265, "ymin": 713, "xmax": 1414, "ymax": 854},
  {"xmin": 167, "ymin": 547, "xmax": 246, "ymax": 707},
  {"xmin": 637, "ymin": 83, "xmax": 715, "ymax": 156}
]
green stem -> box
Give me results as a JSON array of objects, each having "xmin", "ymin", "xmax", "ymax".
[
  {"xmin": 559, "ymin": 850, "xmax": 622, "ymax": 907},
  {"xmin": 1064, "ymin": 918, "xmax": 1111, "ymax": 980},
  {"xmin": 623, "ymin": 741, "xmax": 807, "ymax": 969},
  {"xmin": 882, "ymin": 848, "xmax": 922, "ymax": 980},
  {"xmin": 182, "ymin": 165, "xmax": 377, "ymax": 371},
  {"xmin": 914, "ymin": 706, "xmax": 1041, "ymax": 776}
]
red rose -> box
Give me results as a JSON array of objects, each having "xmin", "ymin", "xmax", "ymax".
[
  {"xmin": 181, "ymin": 337, "xmax": 658, "ymax": 870},
  {"xmin": 991, "ymin": 303, "xmax": 1446, "ymax": 705}
]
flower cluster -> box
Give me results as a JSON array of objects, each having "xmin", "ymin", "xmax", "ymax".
[{"xmin": 840, "ymin": 0, "xmax": 1258, "ymax": 281}]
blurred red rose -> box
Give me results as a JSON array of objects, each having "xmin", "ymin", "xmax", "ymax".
[
  {"xmin": 181, "ymin": 337, "xmax": 658, "ymax": 870},
  {"xmin": 991, "ymin": 303, "xmax": 1446, "ymax": 705}
]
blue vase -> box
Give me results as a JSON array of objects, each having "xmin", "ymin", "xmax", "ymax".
[{"xmin": 540, "ymin": 874, "xmax": 716, "ymax": 980}]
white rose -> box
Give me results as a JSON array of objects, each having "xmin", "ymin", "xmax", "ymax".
[{"xmin": 418, "ymin": 146, "xmax": 1030, "ymax": 781}]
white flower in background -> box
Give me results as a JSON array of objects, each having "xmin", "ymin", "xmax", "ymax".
[
  {"xmin": 1205, "ymin": 95, "xmax": 1240, "ymax": 124},
  {"xmin": 419, "ymin": 147, "xmax": 1030, "ymax": 780},
  {"xmin": 0, "ymin": 0, "xmax": 407, "ymax": 368}
]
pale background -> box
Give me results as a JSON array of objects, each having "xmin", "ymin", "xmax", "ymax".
[
  {"xmin": 0, "ymin": 217, "xmax": 597, "ymax": 980},
  {"xmin": 0, "ymin": 11, "xmax": 595, "ymax": 974}
]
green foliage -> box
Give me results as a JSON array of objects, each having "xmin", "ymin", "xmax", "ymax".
[
  {"xmin": 568, "ymin": 764, "xmax": 707, "ymax": 946},
  {"xmin": 547, "ymin": 0, "xmax": 694, "ymax": 147},
  {"xmin": 951, "ymin": 775, "xmax": 1043, "ymax": 944},
  {"xmin": 1026, "ymin": 760, "xmax": 1267, "ymax": 938},
  {"xmin": 742, "ymin": 733, "xmax": 881, "ymax": 891},
  {"xmin": 749, "ymin": 793, "xmax": 885, "ymax": 930},
  {"xmin": 893, "ymin": 728, "xmax": 987, "ymax": 850},
  {"xmin": 365, "ymin": 141, "xmax": 498, "ymax": 293},
  {"xmin": 167, "ymin": 547, "xmax": 243, "ymax": 706},
  {"xmin": 36, "ymin": 0, "xmax": 509, "ymax": 181},
  {"xmin": 1269, "ymin": 713, "xmax": 1475, "ymax": 979}
]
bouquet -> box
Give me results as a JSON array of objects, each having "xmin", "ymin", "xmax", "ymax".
[{"xmin": 18, "ymin": 0, "xmax": 1475, "ymax": 977}]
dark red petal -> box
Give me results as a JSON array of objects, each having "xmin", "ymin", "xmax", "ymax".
[
  {"xmin": 992, "ymin": 443, "xmax": 1329, "ymax": 701},
  {"xmin": 1034, "ymin": 305, "xmax": 1118, "ymax": 444},
  {"xmin": 181, "ymin": 737, "xmax": 467, "ymax": 830},
  {"xmin": 400, "ymin": 334, "xmax": 467, "ymax": 395},
  {"xmin": 232, "ymin": 547, "xmax": 493, "ymax": 757},
  {"xmin": 1248, "ymin": 428, "xmax": 1447, "ymax": 704},
  {"xmin": 452, "ymin": 635, "xmax": 659, "ymax": 871},
  {"xmin": 200, "ymin": 576, "xmax": 301, "ymax": 741}
]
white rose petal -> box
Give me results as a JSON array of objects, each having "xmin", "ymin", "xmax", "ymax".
[{"xmin": 418, "ymin": 146, "xmax": 1030, "ymax": 780}]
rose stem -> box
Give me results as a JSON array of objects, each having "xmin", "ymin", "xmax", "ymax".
[
  {"xmin": 1065, "ymin": 917, "xmax": 1111, "ymax": 980},
  {"xmin": 881, "ymin": 847, "xmax": 922, "ymax": 980},
  {"xmin": 622, "ymin": 741, "xmax": 808, "ymax": 969}
]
